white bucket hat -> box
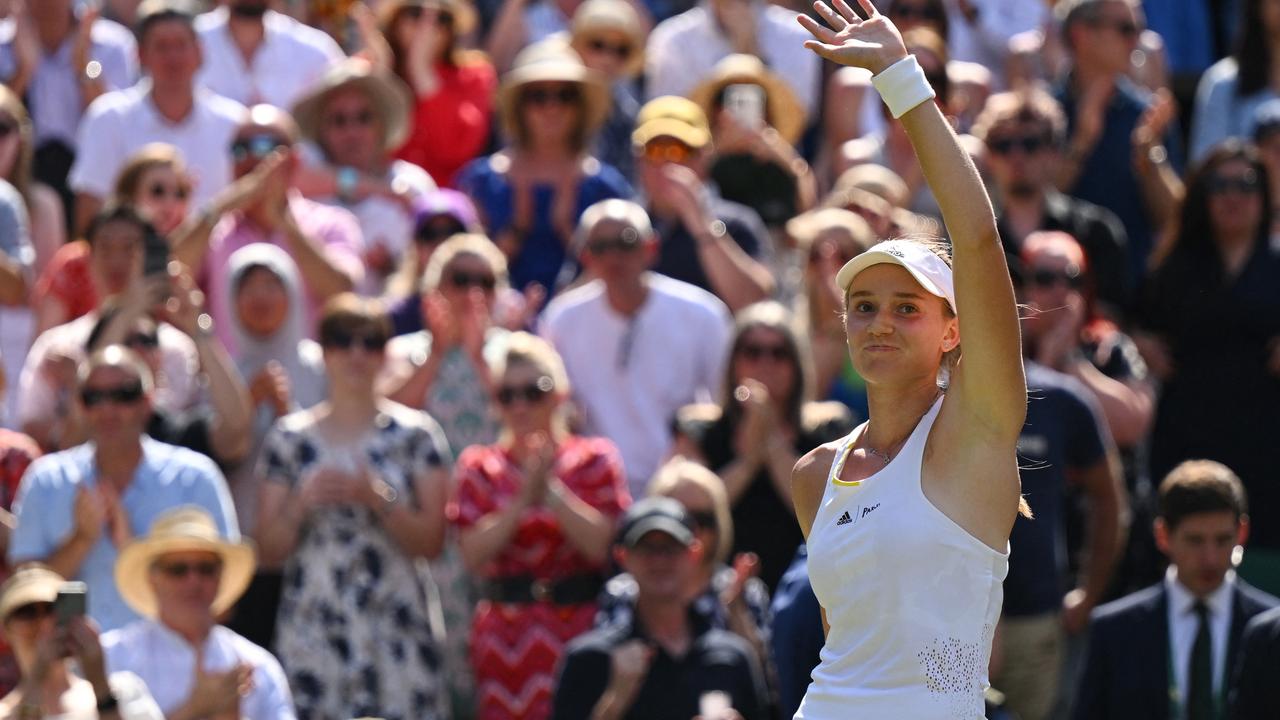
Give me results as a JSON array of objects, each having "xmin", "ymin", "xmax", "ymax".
[{"xmin": 835, "ymin": 239, "xmax": 956, "ymax": 313}]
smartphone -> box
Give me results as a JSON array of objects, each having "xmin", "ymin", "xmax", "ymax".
[
  {"xmin": 54, "ymin": 582, "xmax": 87, "ymax": 627},
  {"xmin": 723, "ymin": 83, "xmax": 766, "ymax": 130},
  {"xmin": 699, "ymin": 690, "xmax": 731, "ymax": 719},
  {"xmin": 142, "ymin": 226, "xmax": 171, "ymax": 279}
]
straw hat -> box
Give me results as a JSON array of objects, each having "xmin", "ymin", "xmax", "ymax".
[
  {"xmin": 689, "ymin": 54, "xmax": 807, "ymax": 145},
  {"xmin": 0, "ymin": 565, "xmax": 64, "ymax": 623},
  {"xmin": 291, "ymin": 57, "xmax": 413, "ymax": 152},
  {"xmin": 115, "ymin": 507, "xmax": 256, "ymax": 619},
  {"xmin": 569, "ymin": 0, "xmax": 646, "ymax": 77},
  {"xmin": 498, "ymin": 41, "xmax": 611, "ymax": 142},
  {"xmin": 377, "ymin": 0, "xmax": 478, "ymax": 37}
]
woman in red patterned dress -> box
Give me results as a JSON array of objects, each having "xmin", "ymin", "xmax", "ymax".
[{"xmin": 450, "ymin": 332, "xmax": 631, "ymax": 720}]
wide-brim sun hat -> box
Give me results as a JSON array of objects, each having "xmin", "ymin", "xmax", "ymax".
[
  {"xmin": 569, "ymin": 0, "xmax": 646, "ymax": 77},
  {"xmin": 0, "ymin": 565, "xmax": 64, "ymax": 622},
  {"xmin": 378, "ymin": 0, "xmax": 478, "ymax": 37},
  {"xmin": 115, "ymin": 507, "xmax": 256, "ymax": 619},
  {"xmin": 688, "ymin": 54, "xmax": 807, "ymax": 146},
  {"xmin": 835, "ymin": 239, "xmax": 956, "ymax": 313},
  {"xmin": 498, "ymin": 40, "xmax": 611, "ymax": 142},
  {"xmin": 291, "ymin": 57, "xmax": 413, "ymax": 152}
]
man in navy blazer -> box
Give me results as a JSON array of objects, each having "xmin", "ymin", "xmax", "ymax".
[
  {"xmin": 1074, "ymin": 460, "xmax": 1279, "ymax": 720},
  {"xmin": 1230, "ymin": 604, "xmax": 1280, "ymax": 719}
]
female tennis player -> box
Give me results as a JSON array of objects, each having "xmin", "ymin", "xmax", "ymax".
[{"xmin": 790, "ymin": 1, "xmax": 1027, "ymax": 717}]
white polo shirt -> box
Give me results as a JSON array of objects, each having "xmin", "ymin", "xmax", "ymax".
[
  {"xmin": 68, "ymin": 81, "xmax": 246, "ymax": 205},
  {"xmin": 195, "ymin": 8, "xmax": 344, "ymax": 109}
]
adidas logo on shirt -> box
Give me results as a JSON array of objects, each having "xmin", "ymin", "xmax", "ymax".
[{"xmin": 836, "ymin": 511, "xmax": 853, "ymax": 526}]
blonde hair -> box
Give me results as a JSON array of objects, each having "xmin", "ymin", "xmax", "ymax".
[
  {"xmin": 111, "ymin": 143, "xmax": 190, "ymax": 207},
  {"xmin": 489, "ymin": 331, "xmax": 572, "ymax": 396},
  {"xmin": 0, "ymin": 85, "xmax": 35, "ymax": 206},
  {"xmin": 648, "ymin": 457, "xmax": 733, "ymax": 565},
  {"xmin": 420, "ymin": 233, "xmax": 509, "ymax": 293}
]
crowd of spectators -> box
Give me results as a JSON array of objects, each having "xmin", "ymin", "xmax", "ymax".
[{"xmin": 0, "ymin": 0, "xmax": 1277, "ymax": 718}]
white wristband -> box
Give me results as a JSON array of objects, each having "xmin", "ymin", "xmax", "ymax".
[{"xmin": 871, "ymin": 55, "xmax": 937, "ymax": 119}]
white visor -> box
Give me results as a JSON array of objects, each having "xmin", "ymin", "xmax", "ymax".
[{"xmin": 835, "ymin": 239, "xmax": 956, "ymax": 313}]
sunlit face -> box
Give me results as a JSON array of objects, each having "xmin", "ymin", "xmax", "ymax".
[
  {"xmin": 1156, "ymin": 511, "xmax": 1247, "ymax": 598},
  {"xmin": 579, "ymin": 219, "xmax": 654, "ymax": 286},
  {"xmin": 520, "ymin": 82, "xmax": 582, "ymax": 146},
  {"xmin": 321, "ymin": 322, "xmax": 388, "ymax": 390},
  {"xmin": 0, "ymin": 597, "xmax": 56, "ymax": 661},
  {"xmin": 494, "ymin": 361, "xmax": 560, "ymax": 436},
  {"xmin": 1079, "ymin": 1, "xmax": 1141, "ymax": 74},
  {"xmin": 887, "ymin": 0, "xmax": 946, "ymax": 35},
  {"xmin": 732, "ymin": 327, "xmax": 797, "ymax": 405},
  {"xmin": 79, "ymin": 364, "xmax": 152, "ymax": 442},
  {"xmin": 139, "ymin": 19, "xmax": 201, "ymax": 87},
  {"xmin": 437, "ymin": 253, "xmax": 498, "ymax": 310},
  {"xmin": 985, "ymin": 119, "xmax": 1055, "ymax": 198},
  {"xmin": 665, "ymin": 483, "xmax": 718, "ymax": 569},
  {"xmin": 619, "ymin": 531, "xmax": 698, "ymax": 601},
  {"xmin": 1020, "ymin": 250, "xmax": 1084, "ymax": 341},
  {"xmin": 147, "ymin": 550, "xmax": 222, "ymax": 621},
  {"xmin": 133, "ymin": 164, "xmax": 191, "ymax": 236},
  {"xmin": 89, "ymin": 219, "xmax": 145, "ymax": 297},
  {"xmin": 235, "ymin": 265, "xmax": 290, "ymax": 340},
  {"xmin": 1206, "ymin": 158, "xmax": 1264, "ymax": 242},
  {"xmin": 318, "ymin": 87, "xmax": 382, "ymax": 169},
  {"xmin": 844, "ymin": 263, "xmax": 957, "ymax": 386},
  {"xmin": 575, "ymin": 30, "xmax": 635, "ymax": 79}
]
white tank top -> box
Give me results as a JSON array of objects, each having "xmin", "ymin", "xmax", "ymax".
[{"xmin": 797, "ymin": 398, "xmax": 1009, "ymax": 719}]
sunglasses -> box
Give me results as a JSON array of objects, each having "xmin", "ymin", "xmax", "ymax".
[
  {"xmin": 8, "ymin": 601, "xmax": 54, "ymax": 622},
  {"xmin": 586, "ymin": 38, "xmax": 633, "ymax": 60},
  {"xmin": 641, "ymin": 140, "xmax": 694, "ymax": 165},
  {"xmin": 155, "ymin": 560, "xmax": 222, "ymax": 579},
  {"xmin": 0, "ymin": 120, "xmax": 19, "ymax": 139},
  {"xmin": 415, "ymin": 221, "xmax": 466, "ymax": 245},
  {"xmin": 80, "ymin": 382, "xmax": 145, "ymax": 408},
  {"xmin": 1089, "ymin": 18, "xmax": 1140, "ymax": 38},
  {"xmin": 630, "ymin": 539, "xmax": 687, "ymax": 557},
  {"xmin": 230, "ymin": 134, "xmax": 288, "ymax": 163},
  {"xmin": 124, "ymin": 331, "xmax": 160, "ymax": 349},
  {"xmin": 446, "ymin": 270, "xmax": 497, "ymax": 291},
  {"xmin": 324, "ymin": 109, "xmax": 376, "ymax": 130},
  {"xmin": 587, "ymin": 228, "xmax": 643, "ymax": 256},
  {"xmin": 402, "ymin": 5, "xmax": 453, "ymax": 24},
  {"xmin": 496, "ymin": 377, "xmax": 554, "ymax": 406},
  {"xmin": 1207, "ymin": 174, "xmax": 1261, "ymax": 195},
  {"xmin": 738, "ymin": 343, "xmax": 790, "ymax": 362},
  {"xmin": 147, "ymin": 182, "xmax": 190, "ymax": 201},
  {"xmin": 988, "ymin": 135, "xmax": 1050, "ymax": 156},
  {"xmin": 523, "ymin": 86, "xmax": 581, "ymax": 107},
  {"xmin": 688, "ymin": 510, "xmax": 716, "ymax": 530},
  {"xmin": 1029, "ymin": 268, "xmax": 1084, "ymax": 289},
  {"xmin": 323, "ymin": 330, "xmax": 388, "ymax": 352},
  {"xmin": 890, "ymin": 4, "xmax": 943, "ymax": 21}
]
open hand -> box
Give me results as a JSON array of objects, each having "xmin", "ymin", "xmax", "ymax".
[{"xmin": 798, "ymin": 0, "xmax": 908, "ymax": 76}]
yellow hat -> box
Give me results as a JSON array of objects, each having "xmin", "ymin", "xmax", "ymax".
[
  {"xmin": 632, "ymin": 96, "xmax": 712, "ymax": 150},
  {"xmin": 0, "ymin": 565, "xmax": 63, "ymax": 623}
]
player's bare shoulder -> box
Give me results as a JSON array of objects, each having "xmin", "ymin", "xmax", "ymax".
[{"xmin": 792, "ymin": 441, "xmax": 841, "ymax": 538}]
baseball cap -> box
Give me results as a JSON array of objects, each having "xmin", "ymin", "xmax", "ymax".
[
  {"xmin": 632, "ymin": 96, "xmax": 711, "ymax": 150},
  {"xmin": 1253, "ymin": 99, "xmax": 1280, "ymax": 142},
  {"xmin": 412, "ymin": 189, "xmax": 480, "ymax": 233},
  {"xmin": 835, "ymin": 239, "xmax": 956, "ymax": 312},
  {"xmin": 618, "ymin": 497, "xmax": 695, "ymax": 548},
  {"xmin": 0, "ymin": 565, "xmax": 64, "ymax": 622}
]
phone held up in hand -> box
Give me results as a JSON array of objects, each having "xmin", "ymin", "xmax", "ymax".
[{"xmin": 55, "ymin": 581, "xmax": 87, "ymax": 627}]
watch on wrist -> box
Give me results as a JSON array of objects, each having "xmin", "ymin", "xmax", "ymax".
[
  {"xmin": 700, "ymin": 219, "xmax": 727, "ymax": 244},
  {"xmin": 96, "ymin": 692, "xmax": 119, "ymax": 713}
]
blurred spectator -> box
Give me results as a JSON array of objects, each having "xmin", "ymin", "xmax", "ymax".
[
  {"xmin": 103, "ymin": 507, "xmax": 294, "ymax": 720},
  {"xmin": 457, "ymin": 41, "xmax": 631, "ymax": 296},
  {"xmin": 291, "ymin": 58, "xmax": 435, "ymax": 294},
  {"xmin": 384, "ymin": 189, "xmax": 483, "ymax": 334},
  {"xmin": 8, "ymin": 344, "xmax": 239, "ymax": 632},
  {"xmin": 973, "ymin": 89, "xmax": 1133, "ymax": 318},
  {"xmin": 632, "ymin": 97, "xmax": 774, "ymax": 311},
  {"xmin": 194, "ymin": 0, "xmax": 343, "ymax": 110},
  {"xmin": 1074, "ymin": 460, "xmax": 1279, "ymax": 719},
  {"xmin": 541, "ymin": 199, "xmax": 729, "ymax": 496},
  {"xmin": 689, "ymin": 54, "xmax": 817, "ymax": 230},
  {"xmin": 173, "ymin": 105, "xmax": 364, "ymax": 354},
  {"xmin": 644, "ymin": 0, "xmax": 819, "ymax": 117},
  {"xmin": 0, "ymin": 0, "xmax": 137, "ymax": 218},
  {"xmin": 1136, "ymin": 141, "xmax": 1280, "ymax": 591},
  {"xmin": 451, "ymin": 331, "xmax": 630, "ymax": 720},
  {"xmin": 769, "ymin": 545, "xmax": 822, "ymax": 720},
  {"xmin": 18, "ymin": 206, "xmax": 199, "ymax": 452},
  {"xmin": 597, "ymin": 459, "xmax": 774, "ymax": 688},
  {"xmin": 1232, "ymin": 602, "xmax": 1280, "ymax": 718},
  {"xmin": 255, "ymin": 294, "xmax": 450, "ymax": 720},
  {"xmin": 1190, "ymin": 0, "xmax": 1280, "ymax": 162},
  {"xmin": 567, "ymin": 0, "xmax": 646, "ymax": 182},
  {"xmin": 0, "ymin": 176, "xmax": 33, "ymax": 428},
  {"xmin": 1253, "ymin": 100, "xmax": 1280, "ymax": 238},
  {"xmin": 0, "ymin": 86, "xmax": 64, "ymax": 282},
  {"xmin": 379, "ymin": 0, "xmax": 497, "ymax": 188},
  {"xmin": 0, "ymin": 565, "xmax": 162, "ymax": 720},
  {"xmin": 941, "ymin": 0, "xmax": 1048, "ymax": 81},
  {"xmin": 1142, "ymin": 0, "xmax": 1215, "ymax": 131},
  {"xmin": 1054, "ymin": 0, "xmax": 1183, "ymax": 286},
  {"xmin": 69, "ymin": 1, "xmax": 246, "ymax": 232},
  {"xmin": 0, "ymin": 429, "xmax": 40, "ymax": 695},
  {"xmin": 674, "ymin": 302, "xmax": 853, "ymax": 591},
  {"xmin": 34, "ymin": 143, "xmax": 191, "ymax": 337},
  {"xmin": 487, "ymin": 0, "xmax": 650, "ymax": 75},
  {"xmin": 551, "ymin": 497, "xmax": 770, "ymax": 720}
]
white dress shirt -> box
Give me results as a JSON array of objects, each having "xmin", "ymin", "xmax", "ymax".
[
  {"xmin": 1165, "ymin": 566, "xmax": 1235, "ymax": 704},
  {"xmin": 195, "ymin": 8, "xmax": 344, "ymax": 109},
  {"xmin": 103, "ymin": 619, "xmax": 296, "ymax": 720}
]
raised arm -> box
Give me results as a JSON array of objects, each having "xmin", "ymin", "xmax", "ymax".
[{"xmin": 800, "ymin": 0, "xmax": 1025, "ymax": 437}]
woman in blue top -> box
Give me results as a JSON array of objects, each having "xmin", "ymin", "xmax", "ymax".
[{"xmin": 457, "ymin": 40, "xmax": 631, "ymax": 297}]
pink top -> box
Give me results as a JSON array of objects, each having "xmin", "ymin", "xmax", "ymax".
[{"xmin": 200, "ymin": 194, "xmax": 365, "ymax": 352}]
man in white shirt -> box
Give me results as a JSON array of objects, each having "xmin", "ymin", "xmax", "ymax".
[
  {"xmin": 194, "ymin": 0, "xmax": 343, "ymax": 109},
  {"xmin": 644, "ymin": 0, "xmax": 820, "ymax": 117},
  {"xmin": 541, "ymin": 199, "xmax": 730, "ymax": 498},
  {"xmin": 1075, "ymin": 460, "xmax": 1279, "ymax": 720},
  {"xmin": 68, "ymin": 1, "xmax": 246, "ymax": 232},
  {"xmin": 103, "ymin": 506, "xmax": 295, "ymax": 720}
]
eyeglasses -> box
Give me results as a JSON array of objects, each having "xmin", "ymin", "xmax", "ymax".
[
  {"xmin": 230, "ymin": 134, "xmax": 288, "ymax": 163},
  {"xmin": 322, "ymin": 330, "xmax": 388, "ymax": 352},
  {"xmin": 446, "ymin": 270, "xmax": 497, "ymax": 291},
  {"xmin": 738, "ymin": 343, "xmax": 790, "ymax": 362},
  {"xmin": 889, "ymin": 4, "xmax": 943, "ymax": 21},
  {"xmin": 523, "ymin": 86, "xmax": 581, "ymax": 107},
  {"xmin": 1088, "ymin": 17, "xmax": 1140, "ymax": 39},
  {"xmin": 155, "ymin": 560, "xmax": 222, "ymax": 579},
  {"xmin": 688, "ymin": 510, "xmax": 716, "ymax": 530},
  {"xmin": 7, "ymin": 602, "xmax": 54, "ymax": 622},
  {"xmin": 124, "ymin": 331, "xmax": 160, "ymax": 349},
  {"xmin": 147, "ymin": 182, "xmax": 190, "ymax": 201},
  {"xmin": 641, "ymin": 140, "xmax": 695, "ymax": 165},
  {"xmin": 324, "ymin": 109, "xmax": 376, "ymax": 130},
  {"xmin": 80, "ymin": 382, "xmax": 145, "ymax": 408},
  {"xmin": 496, "ymin": 376, "xmax": 555, "ymax": 406},
  {"xmin": 586, "ymin": 38, "xmax": 633, "ymax": 60},
  {"xmin": 415, "ymin": 221, "xmax": 466, "ymax": 245},
  {"xmin": 988, "ymin": 135, "xmax": 1050, "ymax": 156},
  {"xmin": 1207, "ymin": 174, "xmax": 1261, "ymax": 196},
  {"xmin": 630, "ymin": 539, "xmax": 688, "ymax": 557},
  {"xmin": 1029, "ymin": 267, "xmax": 1084, "ymax": 289},
  {"xmin": 586, "ymin": 228, "xmax": 643, "ymax": 256}
]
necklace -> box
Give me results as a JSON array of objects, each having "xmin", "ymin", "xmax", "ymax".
[{"xmin": 861, "ymin": 392, "xmax": 942, "ymax": 465}]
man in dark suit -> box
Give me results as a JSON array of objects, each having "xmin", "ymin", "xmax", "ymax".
[
  {"xmin": 1230, "ymin": 605, "xmax": 1280, "ymax": 719},
  {"xmin": 1074, "ymin": 459, "xmax": 1278, "ymax": 720}
]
